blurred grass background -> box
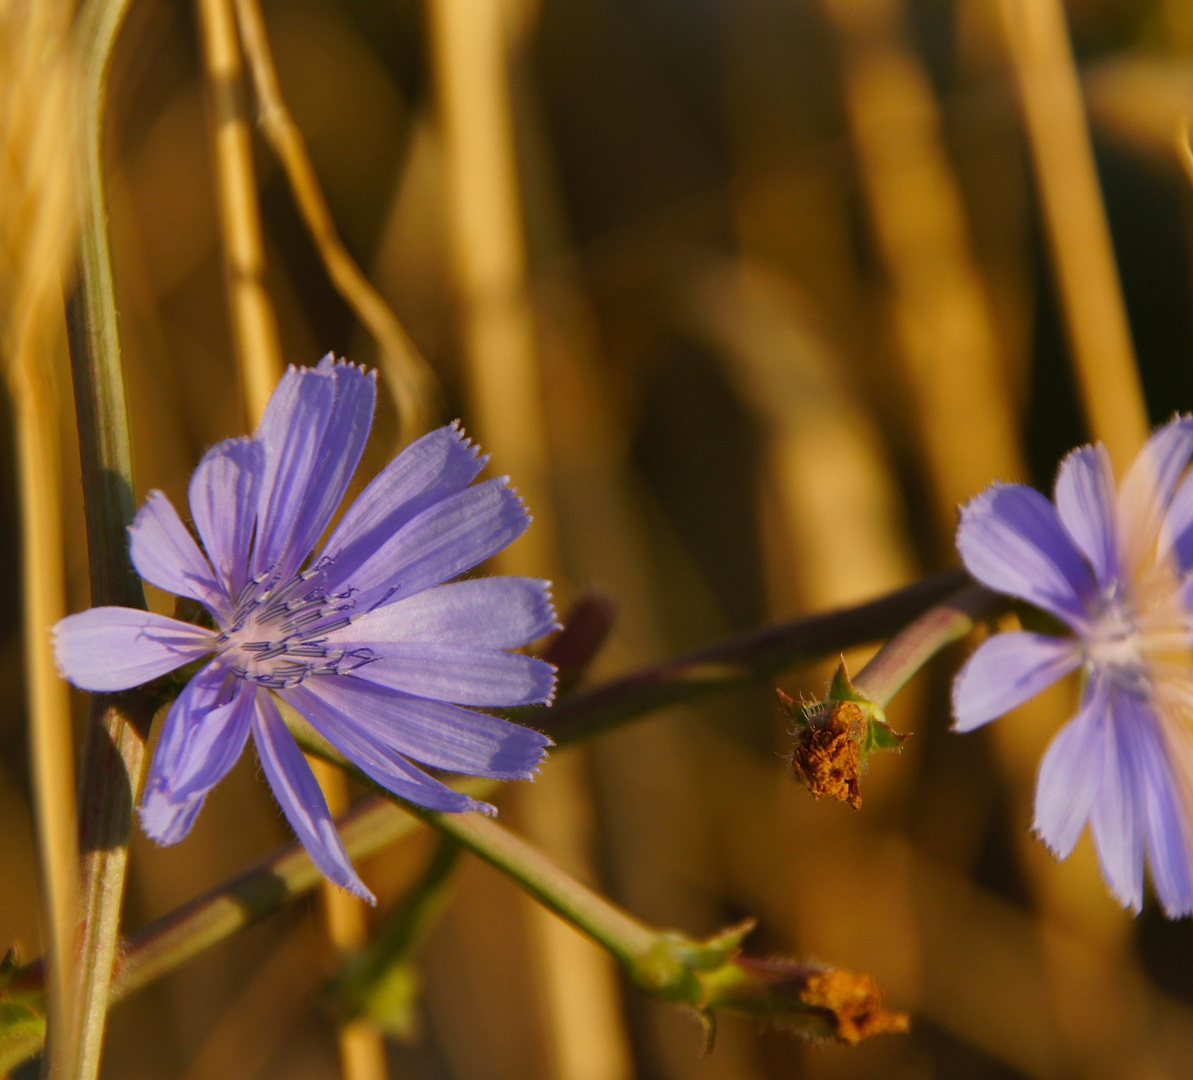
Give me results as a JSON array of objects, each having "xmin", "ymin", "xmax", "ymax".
[{"xmin": 7, "ymin": 0, "xmax": 1193, "ymax": 1076}]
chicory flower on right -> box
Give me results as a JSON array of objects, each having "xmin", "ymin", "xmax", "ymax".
[{"xmin": 952, "ymin": 417, "xmax": 1193, "ymax": 917}]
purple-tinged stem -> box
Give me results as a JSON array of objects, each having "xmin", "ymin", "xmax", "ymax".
[
  {"xmin": 853, "ymin": 583, "xmax": 1006, "ymax": 706},
  {"xmin": 545, "ymin": 568, "xmax": 969, "ymax": 745}
]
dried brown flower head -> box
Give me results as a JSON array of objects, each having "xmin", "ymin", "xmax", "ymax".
[{"xmin": 789, "ymin": 700, "xmax": 865, "ymax": 809}]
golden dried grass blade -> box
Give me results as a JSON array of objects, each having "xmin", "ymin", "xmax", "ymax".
[
  {"xmin": 0, "ymin": 0, "xmax": 81, "ymax": 1073},
  {"xmin": 194, "ymin": 3, "xmax": 386, "ymax": 1075},
  {"xmin": 996, "ymin": 0, "xmax": 1149, "ymax": 469},
  {"xmin": 233, "ymin": 0, "xmax": 442, "ymax": 442}
]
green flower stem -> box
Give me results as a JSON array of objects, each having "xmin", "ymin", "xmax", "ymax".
[
  {"xmin": 64, "ymin": 0, "xmax": 148, "ymax": 1076},
  {"xmin": 543, "ymin": 568, "xmax": 967, "ymax": 745},
  {"xmin": 286, "ymin": 746, "xmax": 908, "ymax": 1041},
  {"xmin": 852, "ymin": 583, "xmax": 1006, "ymax": 707},
  {"xmin": 331, "ymin": 836, "xmax": 463, "ymax": 1031}
]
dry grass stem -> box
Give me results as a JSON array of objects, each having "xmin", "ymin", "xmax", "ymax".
[
  {"xmin": 195, "ymin": 0, "xmax": 283, "ymax": 420},
  {"xmin": 232, "ymin": 0, "xmax": 441, "ymax": 442},
  {"xmin": 2, "ymin": 2, "xmax": 82, "ymax": 1073},
  {"xmin": 823, "ymin": 0, "xmax": 1026, "ymax": 509},
  {"xmin": 996, "ymin": 0, "xmax": 1149, "ymax": 469},
  {"xmin": 309, "ymin": 756, "xmax": 390, "ymax": 1080},
  {"xmin": 427, "ymin": 1, "xmax": 632, "ymax": 1075},
  {"xmin": 196, "ymin": 1, "xmax": 385, "ymax": 1074}
]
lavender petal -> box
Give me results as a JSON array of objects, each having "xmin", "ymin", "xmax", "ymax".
[
  {"xmin": 1160, "ymin": 469, "xmax": 1193, "ymax": 573},
  {"xmin": 328, "ymin": 576, "xmax": 558, "ymax": 650},
  {"xmin": 290, "ymin": 673, "xmax": 550, "ymax": 780},
  {"xmin": 336, "ymin": 478, "xmax": 529, "ymax": 610},
  {"xmin": 52, "ymin": 607, "xmax": 215, "ymax": 691},
  {"xmin": 250, "ymin": 364, "xmax": 337, "ymax": 581},
  {"xmin": 1132, "ymin": 698, "xmax": 1193, "ymax": 917},
  {"xmin": 318, "ymin": 422, "xmax": 487, "ymax": 594},
  {"xmin": 282, "ymin": 682, "xmax": 496, "ymax": 812},
  {"xmin": 1033, "ymin": 675, "xmax": 1108, "ymax": 859},
  {"xmin": 348, "ymin": 643, "xmax": 556, "ymax": 706},
  {"xmin": 189, "ymin": 437, "xmax": 264, "ymax": 598},
  {"xmin": 1118, "ymin": 415, "xmax": 1193, "ymax": 575},
  {"xmin": 956, "ymin": 483, "xmax": 1097, "ymax": 628},
  {"xmin": 1090, "ymin": 686, "xmax": 1146, "ymax": 914},
  {"xmin": 251, "ymin": 692, "xmax": 374, "ymax": 902},
  {"xmin": 279, "ymin": 358, "xmax": 376, "ymax": 579},
  {"xmin": 952, "ymin": 631, "xmax": 1081, "ymax": 732},
  {"xmin": 1054, "ymin": 443, "xmax": 1118, "ymax": 589},
  {"xmin": 138, "ymin": 667, "xmax": 253, "ymax": 843},
  {"xmin": 129, "ymin": 490, "xmax": 230, "ymax": 619}
]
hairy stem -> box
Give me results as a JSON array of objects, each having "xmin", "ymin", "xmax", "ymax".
[
  {"xmin": 0, "ymin": 792, "xmax": 451, "ymax": 1073},
  {"xmin": 853, "ymin": 583, "xmax": 1006, "ymax": 706},
  {"xmin": 65, "ymin": 0, "xmax": 149, "ymax": 1076}
]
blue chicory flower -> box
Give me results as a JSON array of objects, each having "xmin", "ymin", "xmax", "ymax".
[
  {"xmin": 53, "ymin": 356, "xmax": 557, "ymax": 901},
  {"xmin": 952, "ymin": 417, "xmax": 1193, "ymax": 917}
]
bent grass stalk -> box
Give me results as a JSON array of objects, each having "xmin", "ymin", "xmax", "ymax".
[
  {"xmin": 232, "ymin": 0, "xmax": 442, "ymax": 442},
  {"xmin": 2, "ymin": 573, "xmax": 989, "ymax": 1070}
]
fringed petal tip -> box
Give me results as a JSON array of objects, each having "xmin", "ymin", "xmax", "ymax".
[
  {"xmin": 446, "ymin": 417, "xmax": 487, "ymax": 454},
  {"xmin": 340, "ymin": 878, "xmax": 377, "ymax": 905},
  {"xmin": 536, "ymin": 581, "xmax": 564, "ymax": 636},
  {"xmin": 1028, "ymin": 824, "xmax": 1068, "ymax": 862},
  {"xmin": 316, "ymin": 352, "xmax": 376, "ymax": 380}
]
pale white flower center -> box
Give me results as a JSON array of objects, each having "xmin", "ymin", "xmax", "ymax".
[
  {"xmin": 214, "ymin": 566, "xmax": 373, "ymax": 689},
  {"xmin": 1085, "ymin": 559, "xmax": 1193, "ymax": 698}
]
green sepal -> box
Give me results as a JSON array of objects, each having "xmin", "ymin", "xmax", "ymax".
[
  {"xmin": 783, "ymin": 661, "xmax": 909, "ymax": 763},
  {"xmin": 861, "ymin": 718, "xmax": 910, "ymax": 757}
]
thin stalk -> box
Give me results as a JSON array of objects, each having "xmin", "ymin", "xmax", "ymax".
[
  {"xmin": 3, "ymin": 3, "xmax": 80, "ymax": 1067},
  {"xmin": 231, "ymin": 0, "xmax": 441, "ymax": 441},
  {"xmin": 404, "ymin": 807, "xmax": 656, "ymax": 966},
  {"xmin": 286, "ymin": 736, "xmax": 906, "ymax": 1042},
  {"xmin": 331, "ymin": 835, "xmax": 463, "ymax": 1031},
  {"xmin": 195, "ymin": 0, "xmax": 283, "ymax": 422},
  {"xmin": 11, "ymin": 345, "xmax": 79, "ymax": 1080},
  {"xmin": 995, "ymin": 0, "xmax": 1149, "ymax": 470},
  {"xmin": 195, "ymin": 3, "xmax": 386, "ymax": 1074},
  {"xmin": 65, "ymin": 0, "xmax": 150, "ymax": 1076},
  {"xmin": 309, "ymin": 754, "xmax": 389, "ymax": 1080},
  {"xmin": 853, "ymin": 584, "xmax": 1006, "ymax": 705},
  {"xmin": 545, "ymin": 567, "xmax": 968, "ymax": 745}
]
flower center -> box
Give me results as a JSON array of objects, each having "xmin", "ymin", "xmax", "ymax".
[
  {"xmin": 1086, "ymin": 565, "xmax": 1193, "ymax": 697},
  {"xmin": 214, "ymin": 565, "xmax": 374, "ymax": 689}
]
